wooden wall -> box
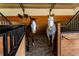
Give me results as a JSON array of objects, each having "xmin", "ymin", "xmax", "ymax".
[
  {"xmin": 6, "ymin": 15, "xmax": 72, "ymax": 24},
  {"xmin": 61, "ymin": 33, "xmax": 79, "ymax": 56},
  {"xmin": 0, "ymin": 37, "xmax": 3, "ymax": 56},
  {"xmin": 6, "ymin": 15, "xmax": 72, "ymax": 32}
]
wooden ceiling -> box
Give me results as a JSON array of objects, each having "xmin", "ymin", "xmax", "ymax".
[{"xmin": 0, "ymin": 3, "xmax": 79, "ymax": 9}]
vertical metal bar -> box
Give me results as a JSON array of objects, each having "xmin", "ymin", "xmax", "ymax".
[
  {"xmin": 78, "ymin": 16, "xmax": 79, "ymax": 31},
  {"xmin": 11, "ymin": 30, "xmax": 18, "ymax": 56},
  {"xmin": 10, "ymin": 31, "xmax": 13, "ymax": 53},
  {"xmin": 70, "ymin": 19, "xmax": 72, "ymax": 31},
  {"xmin": 3, "ymin": 33, "xmax": 8, "ymax": 56},
  {"xmin": 77, "ymin": 16, "xmax": 78, "ymax": 31},
  {"xmin": 74, "ymin": 18, "xmax": 76, "ymax": 31},
  {"xmin": 76, "ymin": 16, "xmax": 78, "ymax": 31},
  {"xmin": 75, "ymin": 17, "xmax": 77, "ymax": 31},
  {"xmin": 72, "ymin": 18, "xmax": 74, "ymax": 31},
  {"xmin": 11, "ymin": 27, "xmax": 24, "ymax": 56},
  {"xmin": 14, "ymin": 30, "xmax": 17, "ymax": 48}
]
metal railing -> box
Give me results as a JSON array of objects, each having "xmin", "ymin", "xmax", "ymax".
[
  {"xmin": 61, "ymin": 11, "xmax": 79, "ymax": 32},
  {"xmin": 0, "ymin": 12, "xmax": 26, "ymax": 56},
  {"xmin": 0, "ymin": 25, "xmax": 25, "ymax": 56},
  {"xmin": 0, "ymin": 12, "xmax": 12, "ymax": 25}
]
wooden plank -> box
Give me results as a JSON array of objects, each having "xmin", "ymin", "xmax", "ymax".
[
  {"xmin": 61, "ymin": 33, "xmax": 79, "ymax": 56},
  {"xmin": 0, "ymin": 36, "xmax": 3, "ymax": 56},
  {"xmin": 57, "ymin": 23, "xmax": 61, "ymax": 56},
  {"xmin": 16, "ymin": 35, "xmax": 25, "ymax": 56}
]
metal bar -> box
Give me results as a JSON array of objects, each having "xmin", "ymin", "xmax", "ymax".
[
  {"xmin": 14, "ymin": 30, "xmax": 18, "ymax": 47},
  {"xmin": 3, "ymin": 33, "xmax": 8, "ymax": 56},
  {"xmin": 61, "ymin": 11, "xmax": 79, "ymax": 32},
  {"xmin": 0, "ymin": 12, "xmax": 12, "ymax": 25},
  {"xmin": 10, "ymin": 31, "xmax": 13, "ymax": 53},
  {"xmin": 11, "ymin": 32, "xmax": 24, "ymax": 56},
  {"xmin": 65, "ymin": 11, "xmax": 79, "ymax": 25},
  {"xmin": 10, "ymin": 30, "xmax": 18, "ymax": 56}
]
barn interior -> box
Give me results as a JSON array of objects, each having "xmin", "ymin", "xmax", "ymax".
[{"xmin": 0, "ymin": 3, "xmax": 79, "ymax": 56}]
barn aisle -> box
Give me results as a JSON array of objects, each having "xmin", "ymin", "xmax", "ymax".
[{"xmin": 25, "ymin": 33, "xmax": 53, "ymax": 56}]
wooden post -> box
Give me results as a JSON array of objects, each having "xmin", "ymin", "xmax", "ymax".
[
  {"xmin": 16, "ymin": 35, "xmax": 25, "ymax": 56},
  {"xmin": 57, "ymin": 23, "xmax": 61, "ymax": 56}
]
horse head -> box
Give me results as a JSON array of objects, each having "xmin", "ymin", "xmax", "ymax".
[{"xmin": 48, "ymin": 16, "xmax": 55, "ymax": 30}]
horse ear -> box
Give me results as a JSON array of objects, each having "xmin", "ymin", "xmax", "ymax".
[
  {"xmin": 24, "ymin": 14, "xmax": 28, "ymax": 18},
  {"xmin": 18, "ymin": 14, "xmax": 23, "ymax": 19}
]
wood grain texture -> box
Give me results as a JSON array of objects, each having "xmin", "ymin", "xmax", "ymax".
[{"xmin": 61, "ymin": 33, "xmax": 79, "ymax": 56}]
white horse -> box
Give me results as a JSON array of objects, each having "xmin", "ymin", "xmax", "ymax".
[{"xmin": 47, "ymin": 16, "xmax": 56, "ymax": 50}]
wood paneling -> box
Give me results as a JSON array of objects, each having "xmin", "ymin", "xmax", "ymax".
[
  {"xmin": 0, "ymin": 37, "xmax": 3, "ymax": 56},
  {"xmin": 61, "ymin": 33, "xmax": 79, "ymax": 56}
]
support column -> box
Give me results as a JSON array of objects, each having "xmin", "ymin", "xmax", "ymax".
[{"xmin": 57, "ymin": 23, "xmax": 61, "ymax": 56}]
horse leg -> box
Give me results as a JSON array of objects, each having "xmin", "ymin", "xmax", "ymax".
[
  {"xmin": 25, "ymin": 32, "xmax": 30, "ymax": 52},
  {"xmin": 25, "ymin": 26, "xmax": 31, "ymax": 52},
  {"xmin": 31, "ymin": 33, "xmax": 35, "ymax": 46},
  {"xmin": 52, "ymin": 33, "xmax": 56, "ymax": 55},
  {"xmin": 49, "ymin": 35, "xmax": 53, "ymax": 49},
  {"xmin": 26, "ymin": 39, "xmax": 29, "ymax": 52}
]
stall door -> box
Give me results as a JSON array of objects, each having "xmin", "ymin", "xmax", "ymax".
[{"xmin": 61, "ymin": 33, "xmax": 79, "ymax": 56}]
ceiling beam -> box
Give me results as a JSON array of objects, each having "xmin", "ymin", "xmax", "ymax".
[{"xmin": 0, "ymin": 3, "xmax": 79, "ymax": 9}]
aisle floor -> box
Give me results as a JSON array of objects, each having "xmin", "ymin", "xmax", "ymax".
[{"xmin": 25, "ymin": 34, "xmax": 53, "ymax": 56}]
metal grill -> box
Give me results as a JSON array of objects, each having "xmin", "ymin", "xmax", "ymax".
[{"xmin": 61, "ymin": 11, "xmax": 79, "ymax": 32}]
